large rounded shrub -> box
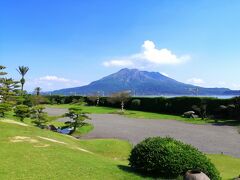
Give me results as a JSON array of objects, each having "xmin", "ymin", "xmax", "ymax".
[{"xmin": 129, "ymin": 137, "xmax": 221, "ymax": 180}]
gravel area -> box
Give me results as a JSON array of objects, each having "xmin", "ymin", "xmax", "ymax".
[{"xmin": 45, "ymin": 107, "xmax": 240, "ymax": 157}]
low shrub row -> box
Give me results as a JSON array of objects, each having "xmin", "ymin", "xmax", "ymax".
[
  {"xmin": 44, "ymin": 95, "xmax": 240, "ymax": 120},
  {"xmin": 44, "ymin": 95, "xmax": 85, "ymax": 104},
  {"xmin": 95, "ymin": 96, "xmax": 240, "ymax": 119}
]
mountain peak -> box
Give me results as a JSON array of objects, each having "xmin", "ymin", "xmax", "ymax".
[{"xmin": 51, "ymin": 69, "xmax": 230, "ymax": 96}]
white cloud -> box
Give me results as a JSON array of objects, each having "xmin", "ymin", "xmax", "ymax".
[
  {"xmin": 187, "ymin": 78, "xmax": 205, "ymax": 86},
  {"xmin": 25, "ymin": 75, "xmax": 82, "ymax": 92},
  {"xmin": 103, "ymin": 40, "xmax": 191, "ymax": 68},
  {"xmin": 39, "ymin": 75, "xmax": 70, "ymax": 82},
  {"xmin": 231, "ymin": 83, "xmax": 240, "ymax": 90},
  {"xmin": 217, "ymin": 81, "xmax": 227, "ymax": 87},
  {"xmin": 161, "ymin": 72, "xmax": 169, "ymax": 77},
  {"xmin": 103, "ymin": 60, "xmax": 133, "ymax": 67}
]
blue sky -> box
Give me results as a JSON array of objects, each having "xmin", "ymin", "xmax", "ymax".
[{"xmin": 1, "ymin": 0, "xmax": 240, "ymax": 91}]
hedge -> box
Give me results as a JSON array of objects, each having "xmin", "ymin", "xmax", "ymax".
[{"xmin": 44, "ymin": 95, "xmax": 240, "ymax": 119}]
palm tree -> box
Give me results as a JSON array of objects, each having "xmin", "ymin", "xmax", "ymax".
[
  {"xmin": 16, "ymin": 66, "xmax": 29, "ymax": 92},
  {"xmin": 34, "ymin": 87, "xmax": 41, "ymax": 96}
]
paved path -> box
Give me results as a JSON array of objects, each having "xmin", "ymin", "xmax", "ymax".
[{"xmin": 45, "ymin": 107, "xmax": 240, "ymax": 157}]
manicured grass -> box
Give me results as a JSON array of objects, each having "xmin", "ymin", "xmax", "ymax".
[
  {"xmin": 207, "ymin": 154, "xmax": 240, "ymax": 180},
  {"xmin": 46, "ymin": 104, "xmax": 117, "ymax": 114},
  {"xmin": 46, "ymin": 104, "xmax": 222, "ymax": 125},
  {"xmin": 0, "ymin": 120, "xmax": 146, "ymax": 180},
  {"xmin": 72, "ymin": 123, "xmax": 94, "ymax": 136},
  {"xmin": 0, "ymin": 119, "xmax": 239, "ymax": 179}
]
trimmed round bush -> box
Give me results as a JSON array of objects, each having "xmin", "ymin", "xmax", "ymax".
[
  {"xmin": 129, "ymin": 137, "xmax": 221, "ymax": 179},
  {"xmin": 131, "ymin": 99, "xmax": 141, "ymax": 109}
]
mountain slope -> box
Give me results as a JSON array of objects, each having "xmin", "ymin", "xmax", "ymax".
[{"xmin": 51, "ymin": 68, "xmax": 230, "ymax": 96}]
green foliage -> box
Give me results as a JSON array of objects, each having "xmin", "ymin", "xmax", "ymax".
[
  {"xmin": 16, "ymin": 66, "xmax": 29, "ymax": 91},
  {"xmin": 31, "ymin": 105, "xmax": 48, "ymax": 127},
  {"xmin": 93, "ymin": 96, "xmax": 236, "ymax": 120},
  {"xmin": 217, "ymin": 97, "xmax": 240, "ymax": 120},
  {"xmin": 0, "ymin": 78, "xmax": 20, "ymax": 104},
  {"xmin": 14, "ymin": 105, "xmax": 30, "ymax": 121},
  {"xmin": 71, "ymin": 98, "xmax": 84, "ymax": 105},
  {"xmin": 30, "ymin": 95, "xmax": 49, "ymax": 105},
  {"xmin": 0, "ymin": 103, "xmax": 12, "ymax": 117},
  {"xmin": 87, "ymin": 92, "xmax": 101, "ymax": 106},
  {"xmin": 34, "ymin": 87, "xmax": 41, "ymax": 96},
  {"xmin": 0, "ymin": 65, "xmax": 7, "ymax": 76},
  {"xmin": 129, "ymin": 137, "xmax": 221, "ymax": 179},
  {"xmin": 131, "ymin": 99, "xmax": 141, "ymax": 109},
  {"xmin": 108, "ymin": 91, "xmax": 131, "ymax": 111},
  {"xmin": 45, "ymin": 95, "xmax": 85, "ymax": 104},
  {"xmin": 0, "ymin": 65, "xmax": 20, "ymax": 117},
  {"xmin": 65, "ymin": 107, "xmax": 90, "ymax": 132}
]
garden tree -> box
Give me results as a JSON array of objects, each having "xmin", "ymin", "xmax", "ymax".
[
  {"xmin": 108, "ymin": 91, "xmax": 131, "ymax": 112},
  {"xmin": 0, "ymin": 65, "xmax": 6, "ymax": 103},
  {"xmin": 16, "ymin": 66, "xmax": 29, "ymax": 92},
  {"xmin": 31, "ymin": 105, "xmax": 48, "ymax": 127},
  {"xmin": 30, "ymin": 87, "xmax": 47, "ymax": 105},
  {"xmin": 87, "ymin": 92, "xmax": 100, "ymax": 106},
  {"xmin": 0, "ymin": 65, "xmax": 7, "ymax": 99},
  {"xmin": 0, "ymin": 65, "xmax": 7, "ymax": 76},
  {"xmin": 34, "ymin": 87, "xmax": 41, "ymax": 96},
  {"xmin": 0, "ymin": 103, "xmax": 12, "ymax": 117},
  {"xmin": 71, "ymin": 98, "xmax": 84, "ymax": 105},
  {"xmin": 0, "ymin": 66, "xmax": 17, "ymax": 117},
  {"xmin": 14, "ymin": 105, "xmax": 30, "ymax": 121},
  {"xmin": 65, "ymin": 107, "xmax": 90, "ymax": 132},
  {"xmin": 30, "ymin": 95, "xmax": 48, "ymax": 106},
  {"xmin": 0, "ymin": 78, "xmax": 20, "ymax": 103},
  {"xmin": 0, "ymin": 78, "xmax": 20, "ymax": 117},
  {"xmin": 131, "ymin": 99, "xmax": 141, "ymax": 109}
]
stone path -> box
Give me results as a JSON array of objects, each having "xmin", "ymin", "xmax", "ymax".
[{"xmin": 45, "ymin": 107, "xmax": 240, "ymax": 157}]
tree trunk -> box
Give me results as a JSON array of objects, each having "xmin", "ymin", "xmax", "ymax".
[{"xmin": 121, "ymin": 101, "xmax": 124, "ymax": 112}]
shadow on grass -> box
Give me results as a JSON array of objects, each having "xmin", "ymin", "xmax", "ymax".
[
  {"xmin": 211, "ymin": 119, "xmax": 240, "ymax": 126},
  {"xmin": 117, "ymin": 165, "xmax": 153, "ymax": 179},
  {"xmin": 117, "ymin": 165, "xmax": 182, "ymax": 179}
]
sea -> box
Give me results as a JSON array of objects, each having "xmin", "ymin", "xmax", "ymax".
[{"xmin": 133, "ymin": 95, "xmax": 238, "ymax": 99}]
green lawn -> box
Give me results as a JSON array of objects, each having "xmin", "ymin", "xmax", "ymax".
[
  {"xmin": 207, "ymin": 154, "xmax": 240, "ymax": 180},
  {"xmin": 46, "ymin": 104, "xmax": 237, "ymax": 125},
  {"xmin": 0, "ymin": 119, "xmax": 239, "ymax": 179},
  {"xmin": 0, "ymin": 120, "xmax": 146, "ymax": 180}
]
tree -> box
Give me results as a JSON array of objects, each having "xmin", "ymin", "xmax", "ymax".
[
  {"xmin": 31, "ymin": 87, "xmax": 48, "ymax": 105},
  {"xmin": 34, "ymin": 87, "xmax": 41, "ymax": 96},
  {"xmin": 14, "ymin": 105, "xmax": 30, "ymax": 121},
  {"xmin": 0, "ymin": 65, "xmax": 7, "ymax": 104},
  {"xmin": 0, "ymin": 66, "xmax": 20, "ymax": 117},
  {"xmin": 87, "ymin": 92, "xmax": 100, "ymax": 106},
  {"xmin": 65, "ymin": 107, "xmax": 90, "ymax": 132},
  {"xmin": 0, "ymin": 78, "xmax": 20, "ymax": 103},
  {"xmin": 108, "ymin": 91, "xmax": 131, "ymax": 112},
  {"xmin": 0, "ymin": 65, "xmax": 7, "ymax": 76},
  {"xmin": 16, "ymin": 66, "xmax": 29, "ymax": 92},
  {"xmin": 31, "ymin": 105, "xmax": 48, "ymax": 127},
  {"xmin": 0, "ymin": 103, "xmax": 12, "ymax": 117}
]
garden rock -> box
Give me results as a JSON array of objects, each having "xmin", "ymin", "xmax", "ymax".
[{"xmin": 182, "ymin": 111, "xmax": 196, "ymax": 118}]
